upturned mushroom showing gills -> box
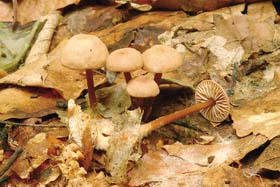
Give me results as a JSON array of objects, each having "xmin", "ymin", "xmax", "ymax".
[
  {"xmin": 141, "ymin": 80, "xmax": 230, "ymax": 134},
  {"xmin": 61, "ymin": 34, "xmax": 109, "ymax": 109},
  {"xmin": 142, "ymin": 45, "xmax": 183, "ymax": 85},
  {"xmin": 126, "ymin": 75, "xmax": 159, "ymax": 109},
  {"xmin": 106, "ymin": 48, "xmax": 143, "ymax": 83}
]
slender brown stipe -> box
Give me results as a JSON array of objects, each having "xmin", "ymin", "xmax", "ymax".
[{"xmin": 86, "ymin": 70, "xmax": 96, "ymax": 109}]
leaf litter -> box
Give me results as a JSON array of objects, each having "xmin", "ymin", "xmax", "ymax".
[{"xmin": 0, "ymin": 1, "xmax": 280, "ymax": 186}]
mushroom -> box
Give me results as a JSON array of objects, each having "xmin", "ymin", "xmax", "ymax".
[
  {"xmin": 142, "ymin": 45, "xmax": 183, "ymax": 85},
  {"xmin": 141, "ymin": 80, "xmax": 230, "ymax": 133},
  {"xmin": 61, "ymin": 34, "xmax": 109, "ymax": 109},
  {"xmin": 126, "ymin": 75, "xmax": 159, "ymax": 109},
  {"xmin": 106, "ymin": 47, "xmax": 143, "ymax": 83}
]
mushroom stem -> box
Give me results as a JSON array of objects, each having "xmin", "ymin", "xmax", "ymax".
[
  {"xmin": 143, "ymin": 73, "xmax": 162, "ymax": 121},
  {"xmin": 140, "ymin": 99, "xmax": 215, "ymax": 136},
  {"xmin": 154, "ymin": 73, "xmax": 162, "ymax": 85},
  {"xmin": 12, "ymin": 0, "xmax": 17, "ymax": 30},
  {"xmin": 124, "ymin": 72, "xmax": 132, "ymax": 83},
  {"xmin": 85, "ymin": 69, "xmax": 97, "ymax": 109}
]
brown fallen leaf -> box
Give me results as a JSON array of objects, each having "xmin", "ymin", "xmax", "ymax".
[
  {"xmin": 0, "ymin": 0, "xmax": 80, "ymax": 23},
  {"xmin": 163, "ymin": 135, "xmax": 268, "ymax": 167},
  {"xmin": 232, "ymin": 88, "xmax": 280, "ymax": 140},
  {"xmin": 203, "ymin": 165, "xmax": 264, "ymax": 187},
  {"xmin": 0, "ymin": 40, "xmax": 106, "ymax": 100},
  {"xmin": 254, "ymin": 137, "xmax": 280, "ymax": 172},
  {"xmin": 0, "ymin": 87, "xmax": 61, "ymax": 120}
]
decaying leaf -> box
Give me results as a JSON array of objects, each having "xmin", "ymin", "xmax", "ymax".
[
  {"xmin": 0, "ymin": 87, "xmax": 61, "ymax": 120},
  {"xmin": 0, "ymin": 21, "xmax": 42, "ymax": 72},
  {"xmin": 96, "ymin": 83, "xmax": 131, "ymax": 118},
  {"xmin": 0, "ymin": 0, "xmax": 80, "ymax": 23},
  {"xmin": 254, "ymin": 137, "xmax": 280, "ymax": 172},
  {"xmin": 0, "ymin": 40, "xmax": 106, "ymax": 100},
  {"xmin": 232, "ymin": 88, "xmax": 280, "ymax": 140}
]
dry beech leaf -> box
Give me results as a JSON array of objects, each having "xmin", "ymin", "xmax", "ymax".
[
  {"xmin": 0, "ymin": 40, "xmax": 106, "ymax": 100},
  {"xmin": 232, "ymin": 88, "xmax": 280, "ymax": 140},
  {"xmin": 0, "ymin": 87, "xmax": 61, "ymax": 120},
  {"xmin": 253, "ymin": 137, "xmax": 280, "ymax": 171},
  {"xmin": 163, "ymin": 135, "xmax": 267, "ymax": 167},
  {"xmin": 0, "ymin": 0, "xmax": 80, "ymax": 23}
]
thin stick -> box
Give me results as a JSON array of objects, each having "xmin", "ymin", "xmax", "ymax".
[
  {"xmin": 86, "ymin": 69, "xmax": 97, "ymax": 109},
  {"xmin": 0, "ymin": 120, "xmax": 67, "ymax": 128},
  {"xmin": 0, "ymin": 147, "xmax": 23, "ymax": 177},
  {"xmin": 0, "ymin": 175, "xmax": 9, "ymax": 185},
  {"xmin": 140, "ymin": 99, "xmax": 215, "ymax": 136}
]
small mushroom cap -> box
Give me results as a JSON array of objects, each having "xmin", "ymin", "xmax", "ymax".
[
  {"xmin": 106, "ymin": 48, "xmax": 143, "ymax": 72},
  {"xmin": 126, "ymin": 75, "xmax": 159, "ymax": 98},
  {"xmin": 61, "ymin": 34, "xmax": 109, "ymax": 70},
  {"xmin": 195, "ymin": 80, "xmax": 230, "ymax": 123},
  {"xmin": 143, "ymin": 45, "xmax": 183, "ymax": 73}
]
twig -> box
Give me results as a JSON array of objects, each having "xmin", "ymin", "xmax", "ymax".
[
  {"xmin": 0, "ymin": 175, "xmax": 9, "ymax": 186},
  {"xmin": 0, "ymin": 147, "xmax": 23, "ymax": 177},
  {"xmin": 0, "ymin": 120, "xmax": 67, "ymax": 128}
]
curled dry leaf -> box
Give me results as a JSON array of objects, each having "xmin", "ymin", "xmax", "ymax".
[
  {"xmin": 25, "ymin": 11, "xmax": 61, "ymax": 64},
  {"xmin": 0, "ymin": 87, "xmax": 61, "ymax": 120}
]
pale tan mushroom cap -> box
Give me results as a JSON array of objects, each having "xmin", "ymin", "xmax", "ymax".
[
  {"xmin": 61, "ymin": 34, "xmax": 109, "ymax": 70},
  {"xmin": 143, "ymin": 45, "xmax": 183, "ymax": 73},
  {"xmin": 195, "ymin": 80, "xmax": 230, "ymax": 123},
  {"xmin": 126, "ymin": 75, "xmax": 159, "ymax": 98},
  {"xmin": 106, "ymin": 48, "xmax": 143, "ymax": 72}
]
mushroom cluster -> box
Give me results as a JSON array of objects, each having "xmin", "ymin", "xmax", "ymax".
[{"xmin": 105, "ymin": 44, "xmax": 183, "ymax": 119}]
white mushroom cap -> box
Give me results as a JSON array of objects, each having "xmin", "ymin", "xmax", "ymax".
[
  {"xmin": 142, "ymin": 45, "xmax": 183, "ymax": 73},
  {"xmin": 61, "ymin": 34, "xmax": 109, "ymax": 70},
  {"xmin": 126, "ymin": 75, "xmax": 159, "ymax": 98},
  {"xmin": 195, "ymin": 80, "xmax": 230, "ymax": 123},
  {"xmin": 106, "ymin": 48, "xmax": 143, "ymax": 72}
]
